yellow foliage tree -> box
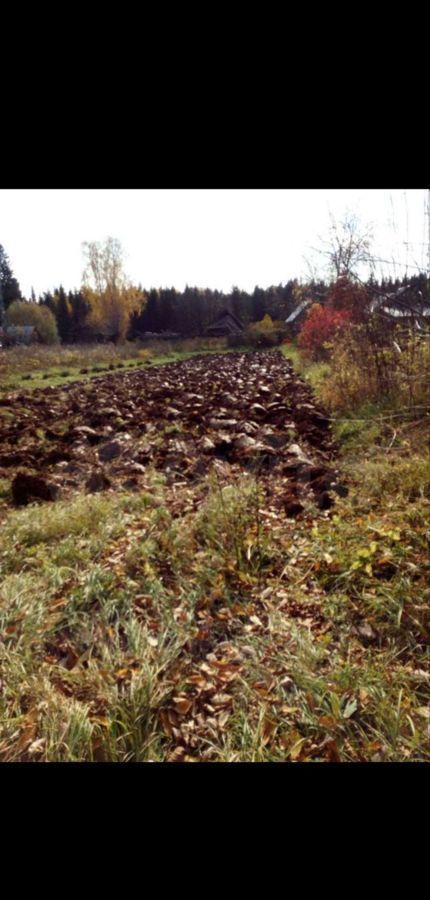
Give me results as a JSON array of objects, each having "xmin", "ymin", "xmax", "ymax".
[
  {"xmin": 248, "ymin": 313, "xmax": 275, "ymax": 333},
  {"xmin": 82, "ymin": 237, "xmax": 144, "ymax": 342},
  {"xmin": 258, "ymin": 313, "xmax": 275, "ymax": 332}
]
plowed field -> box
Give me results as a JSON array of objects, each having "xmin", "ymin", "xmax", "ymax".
[{"xmin": 0, "ymin": 351, "xmax": 344, "ymax": 512}]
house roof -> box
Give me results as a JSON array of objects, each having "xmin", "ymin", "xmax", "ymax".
[
  {"xmin": 215, "ymin": 310, "xmax": 244, "ymax": 326},
  {"xmin": 4, "ymin": 325, "xmax": 37, "ymax": 337},
  {"xmin": 0, "ymin": 325, "xmax": 38, "ymax": 346},
  {"xmin": 206, "ymin": 310, "xmax": 244, "ymax": 333},
  {"xmin": 285, "ymin": 300, "xmax": 311, "ymax": 323},
  {"xmin": 370, "ymin": 288, "xmax": 430, "ymax": 319},
  {"xmin": 139, "ymin": 330, "xmax": 181, "ymax": 339},
  {"xmin": 379, "ymin": 306, "xmax": 430, "ymax": 318}
]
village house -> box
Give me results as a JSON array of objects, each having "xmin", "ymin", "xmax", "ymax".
[
  {"xmin": 0, "ymin": 325, "xmax": 39, "ymax": 347},
  {"xmin": 205, "ymin": 309, "xmax": 244, "ymax": 337},
  {"xmin": 136, "ymin": 330, "xmax": 181, "ymax": 341},
  {"xmin": 369, "ymin": 287, "xmax": 430, "ymax": 330}
]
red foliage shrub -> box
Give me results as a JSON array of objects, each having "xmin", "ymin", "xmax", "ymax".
[{"xmin": 298, "ymin": 303, "xmax": 353, "ymax": 359}]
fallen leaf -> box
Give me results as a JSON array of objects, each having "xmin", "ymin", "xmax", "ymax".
[
  {"xmin": 173, "ymin": 697, "xmax": 193, "ymax": 715},
  {"xmin": 261, "ymin": 717, "xmax": 278, "ymax": 746},
  {"xmin": 16, "ymin": 710, "xmax": 38, "ymax": 753},
  {"xmin": 318, "ymin": 715, "xmax": 337, "ymax": 729},
  {"xmin": 27, "ymin": 738, "xmax": 47, "ymax": 756},
  {"xmin": 289, "ymin": 737, "xmax": 307, "ymax": 760},
  {"xmin": 115, "ymin": 668, "xmax": 133, "ymax": 682},
  {"xmin": 167, "ymin": 746, "xmax": 186, "ymax": 762},
  {"xmin": 91, "ymin": 716, "xmax": 110, "ymax": 728},
  {"xmin": 319, "ymin": 737, "xmax": 341, "ymax": 762},
  {"xmin": 218, "ymin": 709, "xmax": 231, "ymax": 729},
  {"xmin": 211, "ymin": 693, "xmax": 233, "ymax": 707}
]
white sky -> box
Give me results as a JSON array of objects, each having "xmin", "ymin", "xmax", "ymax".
[{"xmin": 0, "ymin": 189, "xmax": 428, "ymax": 297}]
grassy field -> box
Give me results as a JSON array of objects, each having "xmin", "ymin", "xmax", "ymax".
[
  {"xmin": 0, "ymin": 343, "xmax": 428, "ymax": 762},
  {"xmin": 0, "ymin": 338, "xmax": 233, "ymax": 393}
]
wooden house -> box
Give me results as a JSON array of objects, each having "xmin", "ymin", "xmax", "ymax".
[
  {"xmin": 370, "ymin": 287, "xmax": 430, "ymax": 331},
  {"xmin": 206, "ymin": 309, "xmax": 244, "ymax": 337},
  {"xmin": 0, "ymin": 325, "xmax": 39, "ymax": 347},
  {"xmin": 137, "ymin": 330, "xmax": 181, "ymax": 341}
]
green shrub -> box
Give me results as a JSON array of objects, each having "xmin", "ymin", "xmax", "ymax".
[
  {"xmin": 237, "ymin": 314, "xmax": 286, "ymax": 349},
  {"xmin": 6, "ymin": 300, "xmax": 59, "ymax": 345}
]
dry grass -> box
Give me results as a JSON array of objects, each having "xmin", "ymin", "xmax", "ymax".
[
  {"xmin": 0, "ymin": 337, "xmax": 228, "ymax": 379},
  {"xmin": 0, "ymin": 453, "xmax": 428, "ymax": 762},
  {"xmin": 0, "ymin": 342, "xmax": 428, "ymax": 762},
  {"xmin": 0, "ymin": 338, "xmax": 230, "ymax": 394}
]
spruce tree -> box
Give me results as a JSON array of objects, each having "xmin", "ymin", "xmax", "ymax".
[
  {"xmin": 56, "ymin": 286, "xmax": 72, "ymax": 342},
  {"xmin": 0, "ymin": 244, "xmax": 22, "ymax": 310}
]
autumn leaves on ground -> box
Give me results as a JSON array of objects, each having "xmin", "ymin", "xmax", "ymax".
[{"xmin": 0, "ymin": 349, "xmax": 428, "ymax": 762}]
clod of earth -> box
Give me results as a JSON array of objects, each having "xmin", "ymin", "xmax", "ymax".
[
  {"xmin": 11, "ymin": 472, "xmax": 60, "ymax": 506},
  {"xmin": 98, "ymin": 441, "xmax": 124, "ymax": 462},
  {"xmin": 284, "ymin": 498, "xmax": 305, "ymax": 518},
  {"xmin": 85, "ymin": 470, "xmax": 112, "ymax": 493}
]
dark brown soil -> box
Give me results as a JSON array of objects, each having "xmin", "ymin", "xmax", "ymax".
[{"xmin": 0, "ymin": 351, "xmax": 346, "ymax": 511}]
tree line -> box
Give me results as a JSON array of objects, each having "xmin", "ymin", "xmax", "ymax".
[{"xmin": 1, "ymin": 240, "xmax": 428, "ymax": 345}]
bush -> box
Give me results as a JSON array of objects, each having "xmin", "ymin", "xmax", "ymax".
[
  {"xmin": 298, "ymin": 304, "xmax": 353, "ymax": 360},
  {"xmin": 239, "ymin": 314, "xmax": 286, "ymax": 349},
  {"xmin": 6, "ymin": 300, "xmax": 59, "ymax": 345},
  {"xmin": 319, "ymin": 325, "xmax": 430, "ymax": 413},
  {"xmin": 248, "ymin": 330, "xmax": 283, "ymax": 348},
  {"xmin": 137, "ymin": 349, "xmax": 152, "ymax": 363}
]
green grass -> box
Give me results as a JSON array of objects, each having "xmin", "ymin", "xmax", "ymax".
[
  {"xmin": 0, "ymin": 478, "xmax": 12, "ymax": 501},
  {"xmin": 281, "ymin": 342, "xmax": 330, "ymax": 391}
]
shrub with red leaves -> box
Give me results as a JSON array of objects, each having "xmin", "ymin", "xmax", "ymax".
[{"xmin": 298, "ymin": 303, "xmax": 353, "ymax": 359}]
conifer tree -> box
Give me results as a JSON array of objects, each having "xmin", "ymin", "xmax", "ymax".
[{"xmin": 0, "ymin": 244, "xmax": 22, "ymax": 310}]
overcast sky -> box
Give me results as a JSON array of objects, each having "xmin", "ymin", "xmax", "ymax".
[{"xmin": 0, "ymin": 189, "xmax": 428, "ymax": 297}]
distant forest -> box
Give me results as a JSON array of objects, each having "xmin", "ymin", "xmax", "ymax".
[
  {"xmin": 30, "ymin": 274, "xmax": 428, "ymax": 342},
  {"xmin": 37, "ymin": 273, "xmax": 429, "ymax": 342}
]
